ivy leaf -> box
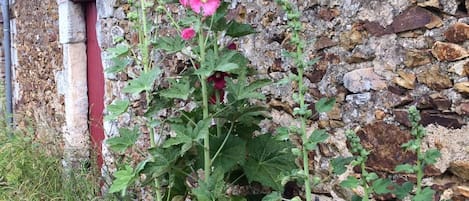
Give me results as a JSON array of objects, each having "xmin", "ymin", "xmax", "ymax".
[
  {"xmin": 392, "ymin": 181, "xmax": 413, "ymax": 200},
  {"xmin": 315, "ymin": 97, "xmax": 336, "ymax": 113},
  {"xmin": 243, "ymin": 135, "xmax": 295, "ymax": 190},
  {"xmin": 226, "ymin": 21, "xmax": 257, "ymax": 37},
  {"xmin": 423, "ymin": 149, "xmax": 441, "ymax": 165},
  {"xmin": 331, "ymin": 156, "xmax": 354, "ymax": 175},
  {"xmin": 262, "ymin": 191, "xmax": 282, "ymax": 201},
  {"xmin": 123, "ymin": 67, "xmax": 161, "ymax": 95},
  {"xmin": 153, "ymin": 36, "xmax": 185, "ymax": 54},
  {"xmin": 159, "ymin": 78, "xmax": 193, "ymax": 100},
  {"xmin": 108, "ymin": 165, "xmax": 134, "ymax": 194},
  {"xmin": 340, "ymin": 176, "xmax": 359, "ymax": 189},
  {"xmin": 395, "ymin": 164, "xmax": 415, "ymax": 173},
  {"xmin": 105, "ymin": 100, "xmax": 130, "ymax": 121},
  {"xmin": 107, "ymin": 44, "xmax": 129, "ymax": 58},
  {"xmin": 413, "ymin": 187, "xmax": 435, "ymax": 201},
  {"xmin": 372, "ymin": 178, "xmax": 393, "ymax": 194},
  {"xmin": 106, "ymin": 127, "xmax": 139, "ymax": 154},
  {"xmin": 305, "ymin": 129, "xmax": 328, "ymax": 151},
  {"xmin": 210, "ymin": 134, "xmax": 246, "ymax": 172}
]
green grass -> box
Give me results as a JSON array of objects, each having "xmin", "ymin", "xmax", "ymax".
[{"xmin": 0, "ymin": 119, "xmax": 103, "ymax": 201}]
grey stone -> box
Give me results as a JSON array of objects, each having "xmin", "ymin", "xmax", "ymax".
[
  {"xmin": 58, "ymin": 0, "xmax": 86, "ymax": 43},
  {"xmin": 111, "ymin": 26, "xmax": 125, "ymax": 43},
  {"xmin": 440, "ymin": 0, "xmax": 460, "ymax": 15},
  {"xmin": 346, "ymin": 92, "xmax": 371, "ymax": 105},
  {"xmin": 97, "ymin": 0, "xmax": 117, "ymax": 19},
  {"xmin": 343, "ymin": 68, "xmax": 387, "ymax": 93}
]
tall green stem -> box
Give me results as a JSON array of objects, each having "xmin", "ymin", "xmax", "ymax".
[
  {"xmin": 416, "ymin": 149, "xmax": 423, "ymax": 194},
  {"xmin": 298, "ymin": 67, "xmax": 311, "ymax": 201},
  {"xmin": 361, "ymin": 163, "xmax": 370, "ymax": 201},
  {"xmin": 198, "ymin": 24, "xmax": 211, "ymax": 180},
  {"xmin": 140, "ymin": 0, "xmax": 150, "ymax": 73}
]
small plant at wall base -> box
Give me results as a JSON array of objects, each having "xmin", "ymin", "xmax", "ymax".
[
  {"xmin": 331, "ymin": 106, "xmax": 441, "ymax": 201},
  {"xmin": 393, "ymin": 106, "xmax": 441, "ymax": 201},
  {"xmin": 105, "ymin": 0, "xmax": 296, "ymax": 200},
  {"xmin": 334, "ymin": 130, "xmax": 395, "ymax": 201},
  {"xmin": 266, "ymin": 1, "xmax": 336, "ymax": 201}
]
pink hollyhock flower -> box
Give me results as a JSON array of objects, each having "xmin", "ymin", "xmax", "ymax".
[
  {"xmin": 179, "ymin": 0, "xmax": 190, "ymax": 7},
  {"xmin": 227, "ymin": 42, "xmax": 237, "ymax": 50},
  {"xmin": 207, "ymin": 72, "xmax": 229, "ymax": 104},
  {"xmin": 181, "ymin": 27, "xmax": 196, "ymax": 40},
  {"xmin": 189, "ymin": 0, "xmax": 221, "ymax": 16}
]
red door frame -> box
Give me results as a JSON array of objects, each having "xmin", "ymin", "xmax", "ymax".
[{"xmin": 86, "ymin": 2, "xmax": 105, "ymax": 170}]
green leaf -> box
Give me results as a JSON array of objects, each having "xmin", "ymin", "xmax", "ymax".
[
  {"xmin": 144, "ymin": 146, "xmax": 180, "ymax": 177},
  {"xmin": 331, "ymin": 156, "xmax": 354, "ymax": 175},
  {"xmin": 226, "ymin": 21, "xmax": 257, "ymax": 37},
  {"xmin": 227, "ymin": 77, "xmax": 271, "ymax": 101},
  {"xmin": 413, "ymin": 187, "xmax": 435, "ymax": 201},
  {"xmin": 315, "ymin": 97, "xmax": 336, "ymax": 113},
  {"xmin": 105, "ymin": 57, "xmax": 131, "ymax": 73},
  {"xmin": 192, "ymin": 169, "xmax": 226, "ymax": 201},
  {"xmin": 243, "ymin": 135, "xmax": 295, "ymax": 190},
  {"xmin": 105, "ymin": 100, "xmax": 130, "ymax": 121},
  {"xmin": 163, "ymin": 124, "xmax": 193, "ymax": 155},
  {"xmin": 192, "ymin": 118, "xmax": 211, "ymax": 141},
  {"xmin": 423, "ymin": 149, "xmax": 441, "ymax": 165},
  {"xmin": 153, "ymin": 36, "xmax": 185, "ymax": 54},
  {"xmin": 109, "ymin": 165, "xmax": 134, "ymax": 193},
  {"xmin": 274, "ymin": 127, "xmax": 290, "ymax": 141},
  {"xmin": 392, "ymin": 181, "xmax": 413, "ymax": 200},
  {"xmin": 159, "ymin": 78, "xmax": 193, "ymax": 100},
  {"xmin": 365, "ymin": 172, "xmax": 378, "ymax": 182},
  {"xmin": 372, "ymin": 178, "xmax": 392, "ymax": 194},
  {"xmin": 395, "ymin": 164, "xmax": 415, "ymax": 173},
  {"xmin": 401, "ymin": 139, "xmax": 419, "ymax": 151},
  {"xmin": 210, "ymin": 134, "xmax": 246, "ymax": 173},
  {"xmin": 340, "ymin": 176, "xmax": 359, "ymax": 188},
  {"xmin": 123, "ymin": 67, "xmax": 161, "ymax": 95},
  {"xmin": 262, "ymin": 191, "xmax": 282, "ymax": 201},
  {"xmin": 107, "ymin": 44, "xmax": 129, "ymax": 58},
  {"xmin": 305, "ymin": 129, "xmax": 328, "ymax": 150},
  {"xmin": 216, "ymin": 63, "xmax": 239, "ymax": 72},
  {"xmin": 106, "ymin": 127, "xmax": 140, "ymax": 154}
]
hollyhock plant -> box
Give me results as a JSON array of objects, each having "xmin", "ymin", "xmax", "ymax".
[
  {"xmin": 181, "ymin": 27, "xmax": 196, "ymax": 40},
  {"xmin": 189, "ymin": 0, "xmax": 221, "ymax": 16},
  {"xmin": 179, "ymin": 0, "xmax": 189, "ymax": 7},
  {"xmin": 208, "ymin": 72, "xmax": 229, "ymax": 104}
]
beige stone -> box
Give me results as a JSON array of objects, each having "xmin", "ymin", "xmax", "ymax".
[
  {"xmin": 454, "ymin": 82, "xmax": 469, "ymax": 95},
  {"xmin": 431, "ymin": 41, "xmax": 469, "ymax": 61},
  {"xmin": 393, "ymin": 70, "xmax": 416, "ymax": 89},
  {"xmin": 417, "ymin": 66, "xmax": 452, "ymax": 90},
  {"xmin": 450, "ymin": 161, "xmax": 469, "ymax": 180},
  {"xmin": 455, "ymin": 186, "xmax": 469, "ymax": 198},
  {"xmin": 343, "ymin": 68, "xmax": 387, "ymax": 93}
]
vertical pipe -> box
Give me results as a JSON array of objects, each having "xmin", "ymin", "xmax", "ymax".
[{"xmin": 2, "ymin": 0, "xmax": 13, "ymax": 126}]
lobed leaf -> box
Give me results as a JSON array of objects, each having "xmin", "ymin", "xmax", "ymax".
[
  {"xmin": 331, "ymin": 156, "xmax": 354, "ymax": 175},
  {"xmin": 242, "ymin": 135, "xmax": 295, "ymax": 190},
  {"xmin": 315, "ymin": 97, "xmax": 336, "ymax": 113},
  {"xmin": 106, "ymin": 127, "xmax": 139, "ymax": 154}
]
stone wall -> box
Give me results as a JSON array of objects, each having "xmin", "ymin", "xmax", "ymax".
[
  {"xmin": 97, "ymin": 0, "xmax": 469, "ymax": 199},
  {"xmin": 11, "ymin": 0, "xmax": 64, "ymax": 140}
]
